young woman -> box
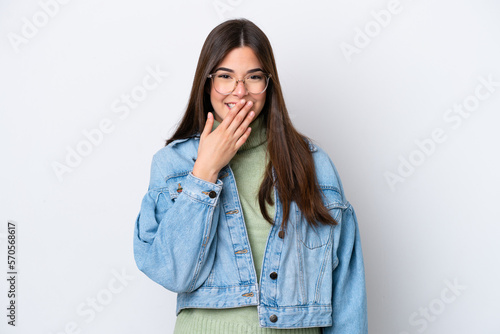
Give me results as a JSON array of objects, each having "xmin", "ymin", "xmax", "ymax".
[{"xmin": 133, "ymin": 18, "xmax": 368, "ymax": 333}]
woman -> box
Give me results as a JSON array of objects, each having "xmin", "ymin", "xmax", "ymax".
[{"xmin": 133, "ymin": 18, "xmax": 368, "ymax": 333}]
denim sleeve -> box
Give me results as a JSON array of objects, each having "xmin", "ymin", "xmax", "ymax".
[
  {"xmin": 133, "ymin": 155, "xmax": 223, "ymax": 293},
  {"xmin": 323, "ymin": 203, "xmax": 368, "ymax": 334}
]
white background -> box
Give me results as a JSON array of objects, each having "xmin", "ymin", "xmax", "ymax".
[{"xmin": 1, "ymin": 0, "xmax": 499, "ymax": 333}]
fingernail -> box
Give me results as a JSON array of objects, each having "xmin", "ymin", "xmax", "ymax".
[{"xmin": 240, "ymin": 99, "xmax": 246, "ymax": 104}]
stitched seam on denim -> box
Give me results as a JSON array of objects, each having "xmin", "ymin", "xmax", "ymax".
[
  {"xmin": 260, "ymin": 304, "xmax": 332, "ymax": 310},
  {"xmin": 152, "ymin": 157, "xmax": 167, "ymax": 186},
  {"xmin": 167, "ymin": 171, "xmax": 222, "ymax": 188},
  {"xmin": 192, "ymin": 282, "xmax": 257, "ymax": 290},
  {"xmin": 205, "ymin": 265, "xmax": 215, "ymax": 286},
  {"xmin": 262, "ymin": 182, "xmax": 281, "ymax": 306},
  {"xmin": 219, "ymin": 168, "xmax": 244, "ymax": 283},
  {"xmin": 166, "ymin": 137, "xmax": 191, "ymax": 148},
  {"xmin": 298, "ymin": 224, "xmax": 328, "ymax": 250},
  {"xmin": 153, "ymin": 190, "xmax": 162, "ymax": 205},
  {"xmin": 293, "ymin": 204, "xmax": 305, "ymax": 305},
  {"xmin": 175, "ymin": 311, "xmax": 327, "ymax": 332},
  {"xmin": 165, "ymin": 172, "xmax": 190, "ymax": 199},
  {"xmin": 145, "ymin": 191, "xmax": 172, "ymax": 273},
  {"xmin": 147, "ymin": 185, "xmax": 168, "ymax": 195},
  {"xmin": 318, "ymin": 185, "xmax": 341, "ymax": 193},
  {"xmin": 188, "ymin": 171, "xmax": 224, "ymax": 189},
  {"xmin": 182, "ymin": 190, "xmax": 217, "ymax": 207},
  {"xmin": 165, "ymin": 170, "xmax": 191, "ymax": 182},
  {"xmin": 319, "ymin": 186, "xmax": 347, "ymax": 209},
  {"xmin": 188, "ymin": 197, "xmax": 216, "ymax": 292},
  {"xmin": 314, "ymin": 230, "xmax": 333, "ymax": 303},
  {"xmin": 224, "ymin": 207, "xmax": 244, "ymax": 283},
  {"xmin": 268, "ymin": 200, "xmax": 282, "ymax": 307},
  {"xmin": 295, "ymin": 218, "xmax": 306, "ymax": 306},
  {"xmin": 168, "ymin": 172, "xmax": 222, "ymax": 201},
  {"xmin": 331, "ymin": 217, "xmax": 340, "ymax": 271}
]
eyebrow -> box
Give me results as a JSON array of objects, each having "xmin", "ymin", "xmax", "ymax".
[{"xmin": 214, "ymin": 67, "xmax": 264, "ymax": 74}]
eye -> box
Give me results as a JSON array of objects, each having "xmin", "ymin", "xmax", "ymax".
[
  {"xmin": 217, "ymin": 73, "xmax": 232, "ymax": 80},
  {"xmin": 248, "ymin": 74, "xmax": 264, "ymax": 81}
]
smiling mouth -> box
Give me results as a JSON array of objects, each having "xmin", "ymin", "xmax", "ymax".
[{"xmin": 225, "ymin": 103, "xmax": 237, "ymax": 109}]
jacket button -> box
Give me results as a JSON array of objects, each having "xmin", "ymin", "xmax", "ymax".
[
  {"xmin": 278, "ymin": 230, "xmax": 285, "ymax": 239},
  {"xmin": 269, "ymin": 314, "xmax": 278, "ymax": 322},
  {"xmin": 208, "ymin": 190, "xmax": 217, "ymax": 198},
  {"xmin": 270, "ymin": 272, "xmax": 278, "ymax": 279}
]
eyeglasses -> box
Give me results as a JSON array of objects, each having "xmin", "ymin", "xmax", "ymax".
[{"xmin": 207, "ymin": 71, "xmax": 272, "ymax": 95}]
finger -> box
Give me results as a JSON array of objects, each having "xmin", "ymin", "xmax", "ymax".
[
  {"xmin": 235, "ymin": 127, "xmax": 252, "ymax": 149},
  {"xmin": 233, "ymin": 110, "xmax": 255, "ymax": 139},
  {"xmin": 201, "ymin": 112, "xmax": 214, "ymax": 139},
  {"xmin": 227, "ymin": 100, "xmax": 253, "ymax": 134},
  {"xmin": 219, "ymin": 99, "xmax": 246, "ymax": 130}
]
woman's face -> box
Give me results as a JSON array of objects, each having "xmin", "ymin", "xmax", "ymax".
[{"xmin": 209, "ymin": 46, "xmax": 267, "ymax": 123}]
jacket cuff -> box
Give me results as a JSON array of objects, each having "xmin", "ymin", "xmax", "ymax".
[{"xmin": 180, "ymin": 171, "xmax": 223, "ymax": 206}]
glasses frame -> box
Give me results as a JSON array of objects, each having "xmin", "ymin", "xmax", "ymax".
[{"xmin": 207, "ymin": 71, "xmax": 272, "ymax": 95}]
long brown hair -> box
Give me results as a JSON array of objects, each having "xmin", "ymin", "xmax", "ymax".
[{"xmin": 166, "ymin": 18, "xmax": 337, "ymax": 231}]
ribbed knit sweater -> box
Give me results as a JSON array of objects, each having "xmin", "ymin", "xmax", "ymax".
[{"xmin": 173, "ymin": 114, "xmax": 321, "ymax": 334}]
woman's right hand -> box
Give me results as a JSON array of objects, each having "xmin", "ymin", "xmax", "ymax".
[{"xmin": 192, "ymin": 99, "xmax": 256, "ymax": 183}]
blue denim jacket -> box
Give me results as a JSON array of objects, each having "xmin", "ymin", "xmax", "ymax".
[{"xmin": 133, "ymin": 135, "xmax": 368, "ymax": 333}]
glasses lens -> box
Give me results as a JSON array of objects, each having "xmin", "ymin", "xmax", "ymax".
[
  {"xmin": 245, "ymin": 73, "xmax": 268, "ymax": 94},
  {"xmin": 213, "ymin": 73, "xmax": 235, "ymax": 94},
  {"xmin": 212, "ymin": 72, "xmax": 269, "ymax": 95}
]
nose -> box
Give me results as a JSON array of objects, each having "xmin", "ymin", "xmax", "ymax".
[{"xmin": 232, "ymin": 80, "xmax": 248, "ymax": 98}]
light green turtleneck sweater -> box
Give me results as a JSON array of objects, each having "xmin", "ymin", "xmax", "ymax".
[{"xmin": 173, "ymin": 114, "xmax": 321, "ymax": 334}]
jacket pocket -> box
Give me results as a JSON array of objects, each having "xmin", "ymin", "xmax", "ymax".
[
  {"xmin": 297, "ymin": 187, "xmax": 346, "ymax": 249},
  {"xmin": 165, "ymin": 172, "xmax": 190, "ymax": 200}
]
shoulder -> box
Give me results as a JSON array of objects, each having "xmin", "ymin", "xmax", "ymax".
[
  {"xmin": 305, "ymin": 138, "xmax": 346, "ymax": 201},
  {"xmin": 151, "ymin": 136, "xmax": 200, "ymax": 180}
]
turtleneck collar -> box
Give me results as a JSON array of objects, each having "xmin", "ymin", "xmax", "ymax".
[{"xmin": 211, "ymin": 113, "xmax": 267, "ymax": 152}]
